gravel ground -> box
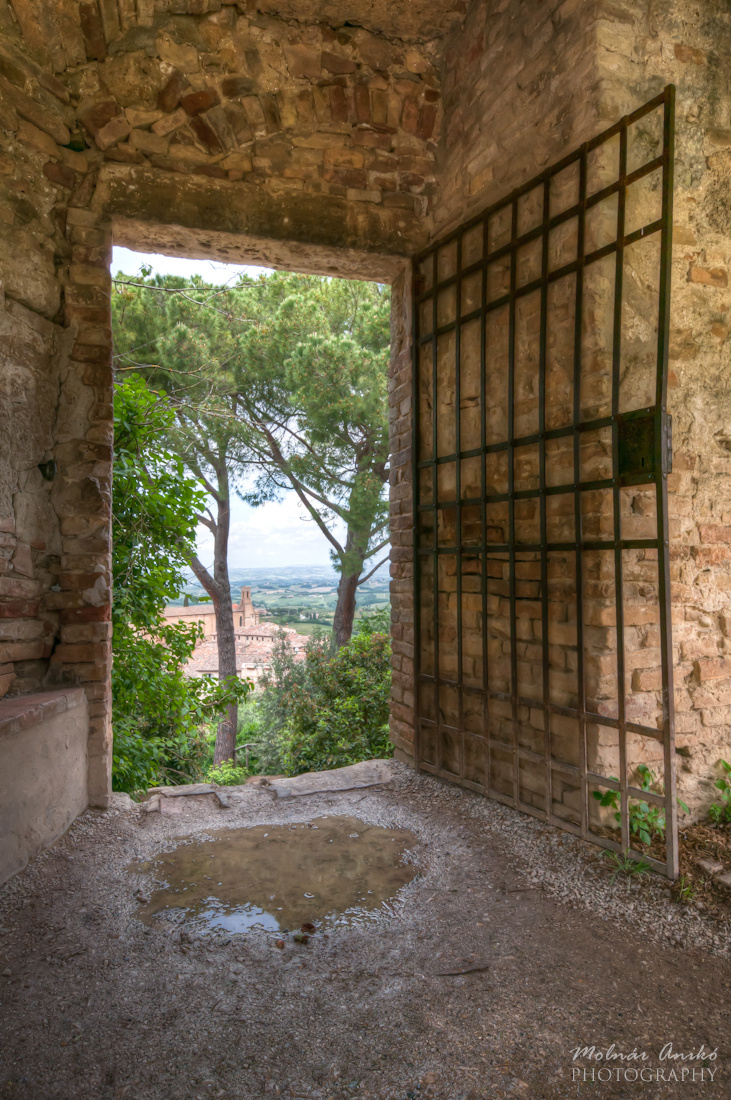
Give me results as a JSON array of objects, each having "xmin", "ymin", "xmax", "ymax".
[{"xmin": 0, "ymin": 761, "xmax": 728, "ymax": 1100}]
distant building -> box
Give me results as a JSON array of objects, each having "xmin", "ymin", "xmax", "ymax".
[
  {"xmin": 163, "ymin": 587, "xmax": 305, "ymax": 684},
  {"xmin": 186, "ymin": 625, "xmax": 306, "ymax": 684},
  {"xmin": 163, "ymin": 586, "xmax": 261, "ymax": 636}
]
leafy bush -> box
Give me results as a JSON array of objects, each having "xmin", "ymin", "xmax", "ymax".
[
  {"xmin": 206, "ymin": 760, "xmax": 250, "ymax": 786},
  {"xmin": 192, "ymin": 701, "xmax": 264, "ymax": 781},
  {"xmin": 254, "ymin": 623, "xmax": 393, "ymax": 776},
  {"xmin": 112, "ymin": 377, "xmax": 249, "ymax": 795},
  {"xmin": 709, "ymin": 759, "xmax": 731, "ymax": 824}
]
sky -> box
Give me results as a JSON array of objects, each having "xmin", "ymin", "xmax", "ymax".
[{"xmin": 111, "ymin": 247, "xmax": 344, "ymax": 572}]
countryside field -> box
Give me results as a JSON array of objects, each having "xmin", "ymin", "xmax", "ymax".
[{"xmin": 169, "ymin": 564, "xmax": 390, "ymax": 634}]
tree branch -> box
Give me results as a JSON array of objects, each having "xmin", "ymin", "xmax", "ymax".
[
  {"xmin": 188, "ymin": 553, "xmax": 222, "ymax": 602},
  {"xmin": 363, "ymin": 535, "xmax": 390, "ymax": 560},
  {"xmin": 195, "ymin": 513, "xmax": 216, "ymax": 534},
  {"xmin": 356, "ymin": 555, "xmax": 390, "ymax": 585}
]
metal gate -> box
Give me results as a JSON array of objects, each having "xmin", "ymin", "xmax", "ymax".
[{"xmin": 412, "ymin": 87, "xmax": 678, "ymax": 877}]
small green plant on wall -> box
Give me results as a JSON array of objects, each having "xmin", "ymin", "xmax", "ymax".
[
  {"xmin": 709, "ymin": 760, "xmax": 731, "ymax": 825},
  {"xmin": 593, "ymin": 764, "xmax": 689, "ymax": 847}
]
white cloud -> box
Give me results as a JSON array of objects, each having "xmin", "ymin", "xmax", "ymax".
[
  {"xmin": 195, "ymin": 495, "xmax": 343, "ymax": 571},
  {"xmin": 112, "ymin": 246, "xmax": 270, "ymax": 283}
]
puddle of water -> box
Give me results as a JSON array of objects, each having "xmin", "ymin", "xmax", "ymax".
[{"xmin": 129, "ymin": 816, "xmax": 417, "ymax": 934}]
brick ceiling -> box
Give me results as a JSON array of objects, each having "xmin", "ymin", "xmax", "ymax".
[{"xmin": 252, "ymin": 0, "xmax": 468, "ymax": 41}]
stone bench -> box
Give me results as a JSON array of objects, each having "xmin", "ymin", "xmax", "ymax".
[{"xmin": 0, "ymin": 688, "xmax": 88, "ymax": 885}]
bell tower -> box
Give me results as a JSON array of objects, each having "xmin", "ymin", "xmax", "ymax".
[{"xmin": 236, "ymin": 586, "xmax": 260, "ymax": 629}]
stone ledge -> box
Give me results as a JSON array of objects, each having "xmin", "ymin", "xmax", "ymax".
[{"xmin": 0, "ymin": 688, "xmax": 87, "ymax": 740}]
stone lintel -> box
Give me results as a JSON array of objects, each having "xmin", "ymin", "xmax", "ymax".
[{"xmin": 98, "ymin": 167, "xmax": 422, "ymax": 283}]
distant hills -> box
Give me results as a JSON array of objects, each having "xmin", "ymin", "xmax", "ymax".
[{"xmin": 167, "ymin": 563, "xmax": 390, "ymax": 628}]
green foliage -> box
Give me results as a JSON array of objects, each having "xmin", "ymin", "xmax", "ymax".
[
  {"xmin": 254, "ymin": 624, "xmax": 393, "ymax": 776},
  {"xmin": 111, "ymin": 377, "xmax": 250, "ymax": 794},
  {"xmin": 189, "ymin": 702, "xmax": 264, "ymax": 784},
  {"xmin": 206, "ymin": 760, "xmax": 250, "ymax": 786},
  {"xmin": 111, "ymin": 271, "xmax": 391, "ymax": 644},
  {"xmin": 592, "ymin": 764, "xmax": 689, "ymax": 847},
  {"xmin": 673, "ymin": 873, "xmax": 696, "ymax": 904},
  {"xmin": 708, "ymin": 759, "xmax": 731, "ymax": 825},
  {"xmin": 602, "ymin": 848, "xmax": 652, "ymax": 886},
  {"xmin": 356, "ymin": 606, "xmax": 391, "ymax": 635},
  {"xmin": 236, "ymin": 274, "xmax": 390, "ymax": 576},
  {"xmin": 112, "ymin": 374, "xmax": 205, "ymax": 627}
]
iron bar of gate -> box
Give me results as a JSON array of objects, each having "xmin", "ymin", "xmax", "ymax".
[
  {"xmin": 413, "ymin": 89, "xmax": 670, "ymax": 292},
  {"xmin": 611, "ymin": 123, "xmax": 630, "ymax": 852},
  {"xmin": 411, "ymin": 255, "xmax": 421, "ymax": 772},
  {"xmin": 480, "ymin": 216, "xmax": 490, "ymax": 792},
  {"xmin": 539, "ymin": 176, "xmax": 551, "ymax": 822},
  {"xmin": 507, "ymin": 198, "xmax": 519, "ymax": 807},
  {"xmin": 455, "ymin": 233, "xmax": 464, "ymax": 778},
  {"xmin": 411, "ymin": 85, "xmax": 677, "ymax": 876},
  {"xmin": 657, "ymin": 86, "xmax": 678, "ymax": 878},
  {"xmin": 432, "ymin": 250, "xmax": 439, "ymax": 776},
  {"xmin": 574, "ymin": 146, "xmax": 590, "ymax": 841}
]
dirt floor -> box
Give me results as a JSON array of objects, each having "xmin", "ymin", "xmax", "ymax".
[{"xmin": 0, "ymin": 762, "xmax": 729, "ymax": 1100}]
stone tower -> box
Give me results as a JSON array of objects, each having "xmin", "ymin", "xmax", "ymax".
[{"xmin": 235, "ymin": 587, "xmax": 260, "ymax": 630}]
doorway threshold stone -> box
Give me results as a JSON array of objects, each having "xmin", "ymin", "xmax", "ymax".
[{"xmin": 256, "ymin": 759, "xmax": 394, "ymax": 800}]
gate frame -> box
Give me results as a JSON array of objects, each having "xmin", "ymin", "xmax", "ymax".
[{"xmin": 411, "ymin": 86, "xmax": 678, "ymax": 878}]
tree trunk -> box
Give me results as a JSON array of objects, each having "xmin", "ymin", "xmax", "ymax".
[
  {"xmin": 211, "ymin": 585, "xmax": 238, "ymax": 765},
  {"xmin": 189, "ymin": 466, "xmax": 238, "ymax": 764},
  {"xmin": 211, "ymin": 489, "xmax": 238, "ymax": 765},
  {"xmin": 332, "ymin": 569, "xmax": 360, "ymax": 649}
]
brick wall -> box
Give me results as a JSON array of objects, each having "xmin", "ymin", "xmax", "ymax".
[
  {"xmin": 433, "ymin": 0, "xmax": 604, "ymax": 240},
  {"xmin": 590, "ymin": 0, "xmax": 731, "ymax": 812},
  {"xmin": 388, "ymin": 267, "xmax": 415, "ymax": 763}
]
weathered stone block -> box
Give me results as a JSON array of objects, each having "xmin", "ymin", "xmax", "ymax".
[
  {"xmin": 157, "ymin": 33, "xmax": 199, "ymax": 73},
  {"xmin": 151, "ymin": 106, "xmax": 188, "ymax": 136},
  {"xmin": 322, "ymin": 51, "xmax": 356, "ymax": 75},
  {"xmin": 189, "ymin": 114, "xmax": 223, "ymax": 153},
  {"xmin": 688, "ymin": 265, "xmax": 727, "ymax": 288},
  {"xmin": 95, "ymin": 115, "xmax": 131, "ymax": 149},
  {"xmin": 156, "ymin": 70, "xmax": 187, "ymax": 114},
  {"xmin": 79, "ymin": 1, "xmax": 107, "ymax": 61},
  {"xmin": 0, "ymin": 76, "xmax": 71, "ymax": 144},
  {"xmin": 284, "ymin": 44, "xmax": 321, "ymax": 80},
  {"xmin": 43, "ymin": 160, "xmax": 76, "ymax": 190},
  {"xmin": 221, "ymin": 74, "xmax": 255, "ymax": 98},
  {"xmin": 0, "ymin": 229, "xmax": 60, "ymax": 318},
  {"xmin": 181, "ymin": 88, "xmax": 220, "ymax": 116},
  {"xmin": 129, "ymin": 127, "xmax": 169, "ymax": 155}
]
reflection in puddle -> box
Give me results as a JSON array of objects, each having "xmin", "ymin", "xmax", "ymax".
[{"xmin": 129, "ymin": 816, "xmax": 418, "ymax": 934}]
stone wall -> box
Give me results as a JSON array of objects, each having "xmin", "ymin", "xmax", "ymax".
[
  {"xmin": 5, "ymin": 0, "xmax": 445, "ymax": 263},
  {"xmin": 590, "ymin": 0, "xmax": 731, "ymax": 812},
  {"xmin": 1, "ymin": 0, "xmax": 730, "ymax": 829},
  {"xmin": 0, "ymin": 295, "xmax": 64, "ymax": 698},
  {"xmin": 0, "ymin": 11, "xmax": 114, "ymax": 805}
]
